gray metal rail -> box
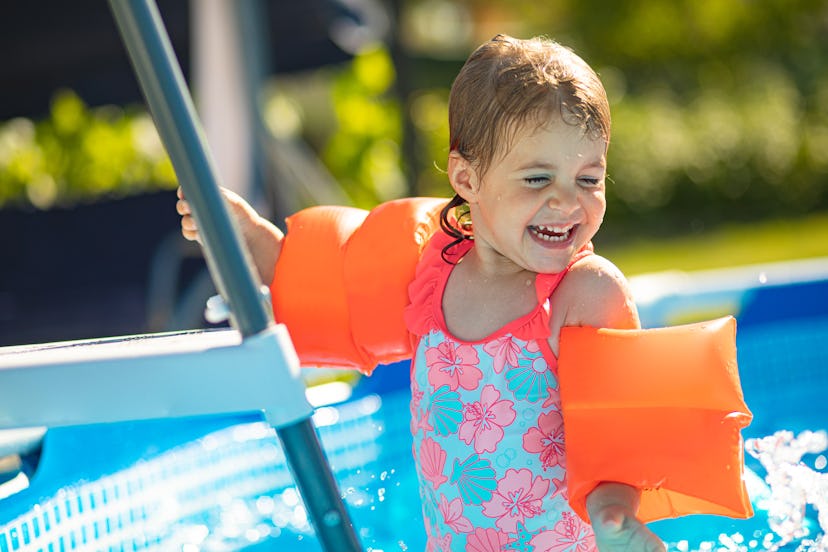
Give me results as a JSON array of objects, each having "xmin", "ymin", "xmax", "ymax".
[{"xmin": 107, "ymin": 1, "xmax": 362, "ymax": 549}]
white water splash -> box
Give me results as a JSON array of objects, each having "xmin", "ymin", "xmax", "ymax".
[{"xmin": 745, "ymin": 430, "xmax": 828, "ymax": 552}]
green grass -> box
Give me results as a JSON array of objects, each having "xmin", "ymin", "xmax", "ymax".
[{"xmin": 599, "ymin": 210, "xmax": 828, "ymax": 276}]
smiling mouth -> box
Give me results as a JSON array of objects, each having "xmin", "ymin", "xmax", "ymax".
[{"xmin": 529, "ymin": 224, "xmax": 576, "ymax": 242}]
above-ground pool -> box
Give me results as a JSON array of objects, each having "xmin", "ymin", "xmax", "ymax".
[{"xmin": 1, "ymin": 258, "xmax": 827, "ymax": 552}]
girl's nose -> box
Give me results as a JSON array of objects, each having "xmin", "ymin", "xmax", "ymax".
[{"xmin": 546, "ymin": 181, "xmax": 577, "ymax": 209}]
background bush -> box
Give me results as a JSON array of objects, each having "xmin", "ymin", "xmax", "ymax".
[
  {"xmin": 2, "ymin": 0, "xmax": 826, "ymax": 244},
  {"xmin": 0, "ymin": 90, "xmax": 176, "ymax": 210}
]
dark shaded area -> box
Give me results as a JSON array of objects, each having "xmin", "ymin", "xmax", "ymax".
[
  {"xmin": 0, "ymin": 191, "xmax": 189, "ymax": 346},
  {"xmin": 0, "ymin": 0, "xmax": 358, "ymax": 120}
]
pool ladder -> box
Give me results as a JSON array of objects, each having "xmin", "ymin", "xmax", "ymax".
[{"xmin": 0, "ymin": 1, "xmax": 363, "ymax": 550}]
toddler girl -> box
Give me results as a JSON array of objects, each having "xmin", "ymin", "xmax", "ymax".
[{"xmin": 179, "ymin": 34, "xmax": 665, "ymax": 552}]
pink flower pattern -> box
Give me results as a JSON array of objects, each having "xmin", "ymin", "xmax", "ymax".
[
  {"xmin": 523, "ymin": 410, "xmax": 566, "ymax": 470},
  {"xmin": 439, "ymin": 494, "xmax": 474, "ymax": 533},
  {"xmin": 483, "ymin": 336, "xmax": 521, "ymax": 374},
  {"xmin": 481, "ymin": 468, "xmax": 550, "ymax": 533},
  {"xmin": 458, "ymin": 385, "xmax": 516, "ymax": 454},
  {"xmin": 426, "ymin": 341, "xmax": 483, "ymax": 391},
  {"xmin": 414, "ymin": 331, "xmax": 578, "ymax": 547},
  {"xmin": 407, "ymin": 234, "xmax": 596, "ymax": 548},
  {"xmin": 529, "ymin": 512, "xmax": 596, "ymax": 552}
]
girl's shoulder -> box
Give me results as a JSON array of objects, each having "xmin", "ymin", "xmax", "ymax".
[{"xmin": 551, "ymin": 253, "xmax": 640, "ymax": 330}]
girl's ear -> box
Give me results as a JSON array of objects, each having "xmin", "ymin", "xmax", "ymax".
[{"xmin": 447, "ymin": 151, "xmax": 479, "ymax": 203}]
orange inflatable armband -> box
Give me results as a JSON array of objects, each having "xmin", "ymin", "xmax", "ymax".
[
  {"xmin": 270, "ymin": 197, "xmax": 446, "ymax": 374},
  {"xmin": 558, "ymin": 316, "xmax": 753, "ymax": 523}
]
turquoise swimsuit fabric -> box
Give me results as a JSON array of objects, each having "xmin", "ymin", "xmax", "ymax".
[{"xmin": 404, "ymin": 232, "xmax": 596, "ymax": 551}]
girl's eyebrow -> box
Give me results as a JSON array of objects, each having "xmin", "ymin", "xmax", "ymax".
[
  {"xmin": 516, "ymin": 161, "xmax": 557, "ymax": 171},
  {"xmin": 584, "ymin": 159, "xmax": 607, "ymax": 170}
]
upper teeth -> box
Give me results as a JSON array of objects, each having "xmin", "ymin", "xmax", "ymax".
[
  {"xmin": 532, "ymin": 224, "xmax": 573, "ymax": 241},
  {"xmin": 535, "ymin": 224, "xmax": 572, "ymax": 234}
]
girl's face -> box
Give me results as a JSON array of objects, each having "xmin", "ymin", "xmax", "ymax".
[{"xmin": 450, "ymin": 118, "xmax": 607, "ymax": 275}]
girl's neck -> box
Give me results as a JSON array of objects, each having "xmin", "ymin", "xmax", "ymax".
[
  {"xmin": 461, "ymin": 242, "xmax": 535, "ymax": 281},
  {"xmin": 442, "ymin": 248, "xmax": 539, "ymax": 342}
]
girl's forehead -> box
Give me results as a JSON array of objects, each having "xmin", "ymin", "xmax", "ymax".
[
  {"xmin": 522, "ymin": 116, "xmax": 602, "ymax": 140},
  {"xmin": 503, "ymin": 120, "xmax": 607, "ymax": 162}
]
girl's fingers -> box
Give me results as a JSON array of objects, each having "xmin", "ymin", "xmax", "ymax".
[
  {"xmin": 176, "ymin": 198, "xmax": 190, "ymax": 215},
  {"xmin": 180, "ymin": 215, "xmax": 200, "ymax": 241},
  {"xmin": 177, "ymin": 187, "xmax": 200, "ymax": 242},
  {"xmin": 181, "ymin": 215, "xmax": 197, "ymax": 232},
  {"xmin": 181, "ymin": 229, "xmax": 199, "ymax": 242}
]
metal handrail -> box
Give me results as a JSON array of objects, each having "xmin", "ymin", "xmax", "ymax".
[{"xmin": 107, "ymin": 1, "xmax": 362, "ymax": 549}]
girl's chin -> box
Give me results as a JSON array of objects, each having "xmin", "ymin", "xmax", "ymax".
[
  {"xmin": 526, "ymin": 255, "xmax": 573, "ymax": 275},
  {"xmin": 526, "ymin": 244, "xmax": 585, "ymax": 273}
]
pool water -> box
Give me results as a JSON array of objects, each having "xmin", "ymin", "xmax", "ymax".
[{"xmin": 1, "ymin": 276, "xmax": 827, "ymax": 551}]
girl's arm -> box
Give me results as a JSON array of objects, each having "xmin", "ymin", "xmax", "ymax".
[
  {"xmin": 551, "ymin": 255, "xmax": 665, "ymax": 552},
  {"xmin": 176, "ymin": 187, "xmax": 284, "ymax": 285}
]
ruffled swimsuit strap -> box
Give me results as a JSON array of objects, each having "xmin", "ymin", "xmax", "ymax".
[
  {"xmin": 404, "ymin": 231, "xmax": 472, "ymax": 338},
  {"xmin": 404, "ymin": 233, "xmax": 594, "ymax": 342}
]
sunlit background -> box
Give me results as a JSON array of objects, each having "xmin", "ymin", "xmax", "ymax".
[
  {"xmin": 2, "ymin": 0, "xmax": 828, "ymax": 343},
  {"xmin": 1, "ymin": 2, "xmax": 827, "ymax": 550}
]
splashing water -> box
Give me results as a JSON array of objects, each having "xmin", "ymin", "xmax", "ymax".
[
  {"xmin": 3, "ymin": 391, "xmax": 825, "ymax": 551},
  {"xmin": 745, "ymin": 430, "xmax": 828, "ymax": 552}
]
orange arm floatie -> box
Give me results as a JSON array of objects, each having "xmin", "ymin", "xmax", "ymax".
[
  {"xmin": 270, "ymin": 197, "xmax": 446, "ymax": 374},
  {"xmin": 558, "ymin": 316, "xmax": 754, "ymax": 523}
]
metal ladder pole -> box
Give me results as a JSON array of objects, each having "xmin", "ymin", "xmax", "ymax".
[{"xmin": 107, "ymin": 2, "xmax": 362, "ymax": 549}]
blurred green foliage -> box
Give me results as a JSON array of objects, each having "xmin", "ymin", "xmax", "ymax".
[
  {"xmin": 558, "ymin": 0, "xmax": 828, "ymax": 238},
  {"xmin": 0, "ymin": 90, "xmax": 176, "ymax": 209},
  {"xmin": 3, "ymin": 0, "xmax": 827, "ymax": 243},
  {"xmin": 321, "ymin": 46, "xmax": 408, "ymax": 206},
  {"xmin": 311, "ymin": 0, "xmax": 828, "ymax": 238}
]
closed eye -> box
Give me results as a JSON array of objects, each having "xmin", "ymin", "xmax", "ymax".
[
  {"xmin": 578, "ymin": 176, "xmax": 602, "ymax": 187},
  {"xmin": 524, "ymin": 176, "xmax": 551, "ymax": 187}
]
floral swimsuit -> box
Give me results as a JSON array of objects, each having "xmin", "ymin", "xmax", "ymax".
[{"xmin": 403, "ymin": 232, "xmax": 596, "ymax": 552}]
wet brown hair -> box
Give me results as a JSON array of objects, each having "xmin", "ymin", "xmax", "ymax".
[{"xmin": 439, "ymin": 35, "xmax": 611, "ymax": 261}]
